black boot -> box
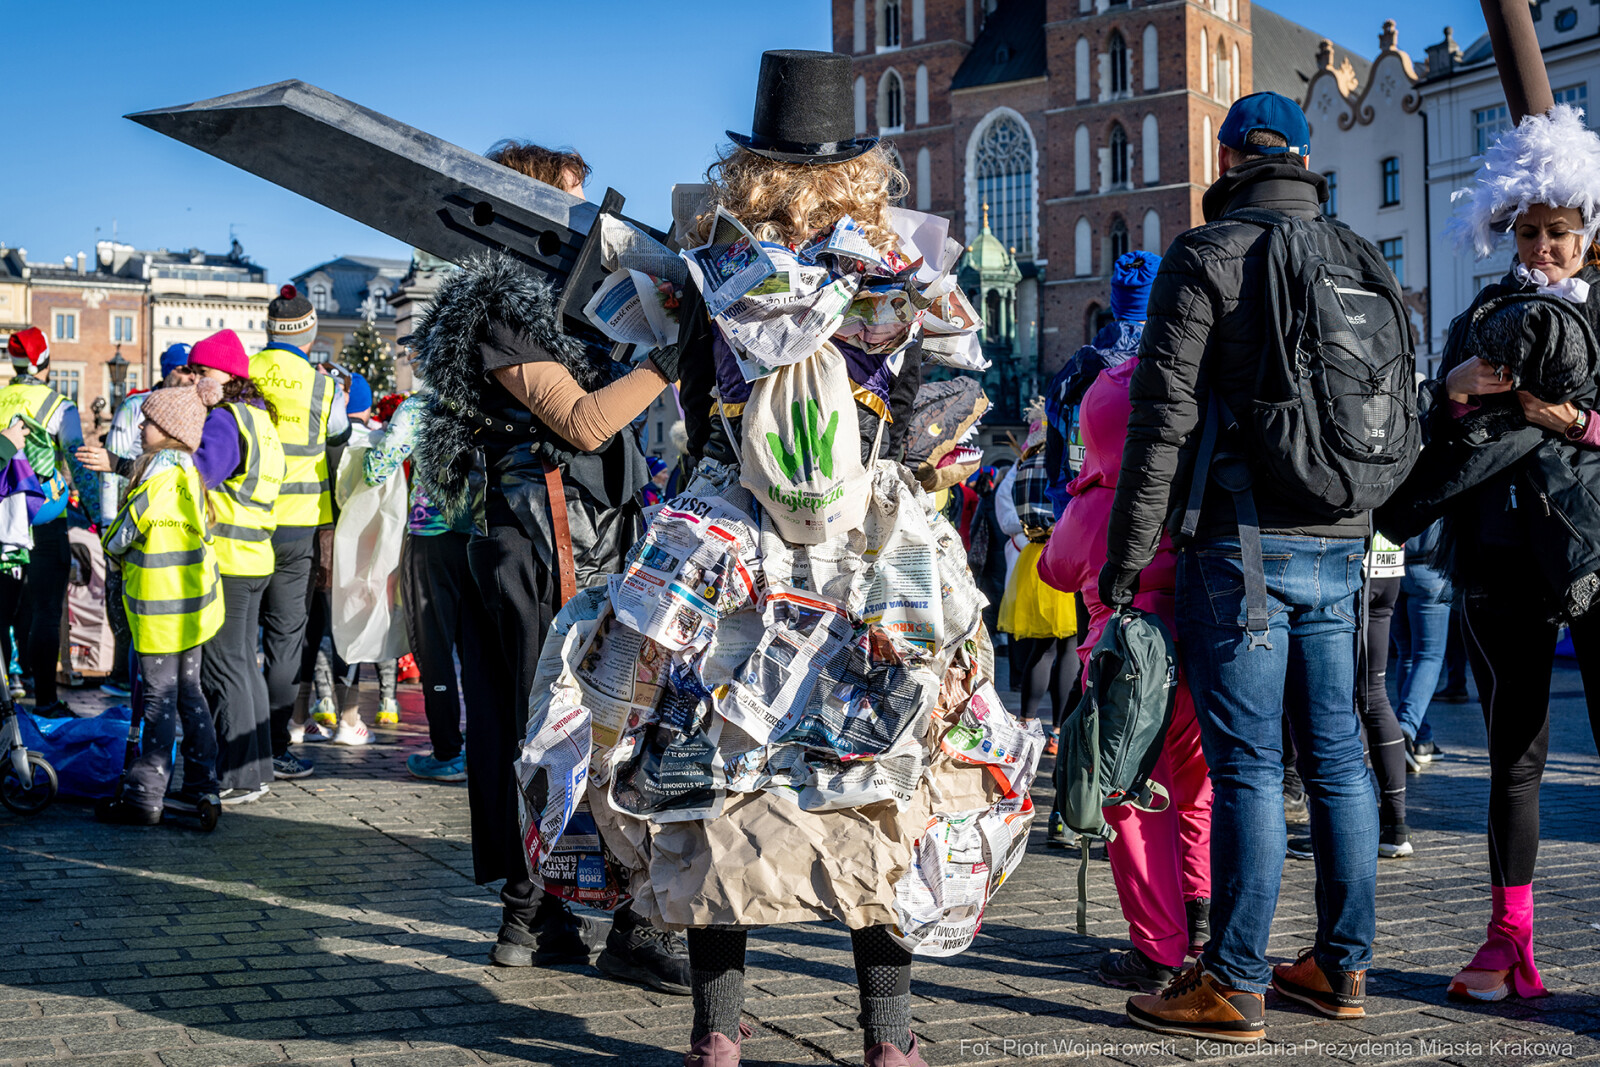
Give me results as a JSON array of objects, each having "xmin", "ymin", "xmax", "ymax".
[
  {"xmin": 596, "ymin": 904, "xmax": 691, "ymax": 995},
  {"xmin": 491, "ymin": 891, "xmax": 603, "ymax": 967},
  {"xmin": 94, "ymin": 797, "xmax": 161, "ymax": 826}
]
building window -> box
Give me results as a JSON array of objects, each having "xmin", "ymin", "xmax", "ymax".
[
  {"xmin": 878, "ymin": 70, "xmax": 904, "ymax": 132},
  {"xmin": 878, "ymin": 0, "xmax": 901, "ymax": 49},
  {"xmin": 310, "ymin": 283, "xmax": 332, "ymax": 312},
  {"xmin": 177, "ymin": 316, "xmax": 184, "ymax": 327},
  {"xmin": 1324, "ymin": 171, "xmax": 1338, "ymax": 217},
  {"xmin": 55, "ymin": 367, "xmax": 80, "ymax": 404},
  {"xmin": 1555, "ymin": 7, "xmax": 1578, "ymax": 31},
  {"xmin": 1380, "ymin": 237, "xmax": 1404, "ymax": 287},
  {"xmin": 1555, "ymin": 82, "xmax": 1588, "ymax": 114},
  {"xmin": 1074, "ymin": 217, "xmax": 1092, "ymax": 276},
  {"xmin": 248, "ymin": 319, "xmax": 255, "ymax": 330},
  {"xmin": 1109, "ymin": 217, "xmax": 1130, "ymax": 267},
  {"xmin": 1380, "ymin": 157, "xmax": 1400, "ymax": 207},
  {"xmin": 1474, "ymin": 104, "xmax": 1510, "ymax": 154},
  {"xmin": 1142, "ymin": 24, "xmax": 1159, "ymax": 91},
  {"xmin": 1142, "ymin": 209, "xmax": 1162, "ymax": 254},
  {"xmin": 112, "ymin": 314, "xmax": 136, "ymax": 343},
  {"xmin": 206, "ymin": 318, "xmax": 213, "ymax": 328},
  {"xmin": 1108, "ymin": 31, "xmax": 1129, "ymax": 96},
  {"xmin": 1142, "ymin": 113, "xmax": 1160, "ymax": 184},
  {"xmin": 219, "ymin": 318, "xmax": 226, "ymax": 329},
  {"xmin": 53, "ymin": 311, "xmax": 77, "ymax": 342},
  {"xmin": 973, "ymin": 113, "xmax": 1036, "ymax": 256},
  {"xmin": 1109, "ymin": 123, "xmax": 1130, "ymax": 187},
  {"xmin": 916, "ymin": 147, "xmax": 932, "ymax": 211},
  {"xmin": 915, "ymin": 65, "xmax": 929, "ymax": 124},
  {"xmin": 163, "ymin": 315, "xmax": 171, "ymax": 326}
]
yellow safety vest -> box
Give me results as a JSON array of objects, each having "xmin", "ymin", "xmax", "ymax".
[
  {"xmin": 249, "ymin": 346, "xmax": 333, "ymax": 527},
  {"xmin": 0, "ymin": 380, "xmax": 68, "ymax": 485},
  {"xmin": 209, "ymin": 402, "xmax": 285, "ymax": 577},
  {"xmin": 106, "ymin": 458, "xmax": 224, "ymax": 654}
]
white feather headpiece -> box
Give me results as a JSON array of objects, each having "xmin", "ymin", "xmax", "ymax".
[{"xmin": 1447, "ymin": 104, "xmax": 1600, "ymax": 260}]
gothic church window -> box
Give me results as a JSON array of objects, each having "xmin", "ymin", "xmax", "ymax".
[
  {"xmin": 1109, "ymin": 123, "xmax": 1130, "ymax": 187},
  {"xmin": 1108, "ymin": 31, "xmax": 1129, "ymax": 96},
  {"xmin": 973, "ymin": 113, "xmax": 1035, "ymax": 256},
  {"xmin": 878, "ymin": 0, "xmax": 902, "ymax": 49},
  {"xmin": 1110, "ymin": 217, "xmax": 1130, "ymax": 266},
  {"xmin": 879, "ymin": 70, "xmax": 904, "ymax": 131}
]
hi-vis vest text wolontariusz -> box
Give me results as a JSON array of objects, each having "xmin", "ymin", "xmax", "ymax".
[
  {"xmin": 0, "ymin": 380, "xmax": 68, "ymax": 502},
  {"xmin": 249, "ymin": 348, "xmax": 333, "ymax": 527},
  {"xmin": 210, "ymin": 402, "xmax": 285, "ymax": 576},
  {"xmin": 108, "ymin": 460, "xmax": 224, "ymax": 655}
]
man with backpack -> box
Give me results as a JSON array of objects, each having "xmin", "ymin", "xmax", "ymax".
[{"xmin": 1100, "ymin": 92, "xmax": 1417, "ymax": 1041}]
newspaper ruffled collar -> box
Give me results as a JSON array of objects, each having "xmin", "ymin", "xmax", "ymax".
[{"xmin": 1448, "ymin": 104, "xmax": 1600, "ymax": 259}]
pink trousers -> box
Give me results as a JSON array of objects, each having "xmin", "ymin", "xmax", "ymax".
[{"xmin": 1102, "ymin": 681, "xmax": 1213, "ymax": 968}]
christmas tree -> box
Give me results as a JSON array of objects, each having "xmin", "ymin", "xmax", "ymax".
[{"xmin": 342, "ymin": 316, "xmax": 395, "ymax": 395}]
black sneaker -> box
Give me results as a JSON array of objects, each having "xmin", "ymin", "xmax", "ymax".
[
  {"xmin": 94, "ymin": 797, "xmax": 161, "ymax": 825},
  {"xmin": 1415, "ymin": 739, "xmax": 1442, "ymax": 761},
  {"xmin": 596, "ymin": 905, "xmax": 690, "ymax": 995},
  {"xmin": 1283, "ymin": 791, "xmax": 1310, "ymax": 826},
  {"xmin": 490, "ymin": 897, "xmax": 603, "ymax": 967},
  {"xmin": 1186, "ymin": 898, "xmax": 1211, "ymax": 956},
  {"xmin": 1046, "ymin": 810, "xmax": 1071, "ymax": 848},
  {"xmin": 272, "ymin": 753, "xmax": 315, "ymax": 779},
  {"xmin": 31, "ymin": 700, "xmax": 75, "ymax": 719},
  {"xmin": 1379, "ymin": 823, "xmax": 1413, "ymax": 859},
  {"xmin": 1286, "ymin": 835, "xmax": 1314, "ymax": 860},
  {"xmin": 1403, "ymin": 739, "xmax": 1425, "ymax": 773},
  {"xmin": 1098, "ymin": 947, "xmax": 1179, "ymax": 993}
]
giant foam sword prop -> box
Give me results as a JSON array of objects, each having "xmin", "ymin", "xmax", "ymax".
[
  {"xmin": 127, "ymin": 79, "xmax": 667, "ymax": 342},
  {"xmin": 1479, "ymin": 0, "xmax": 1555, "ymax": 122}
]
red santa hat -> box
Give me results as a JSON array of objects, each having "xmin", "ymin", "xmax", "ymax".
[{"xmin": 7, "ymin": 327, "xmax": 49, "ymax": 372}]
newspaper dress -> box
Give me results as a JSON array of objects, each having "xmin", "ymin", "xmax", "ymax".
[{"xmin": 516, "ymin": 206, "xmax": 1041, "ymax": 955}]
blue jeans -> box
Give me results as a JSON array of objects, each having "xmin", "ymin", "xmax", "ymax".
[
  {"xmin": 1177, "ymin": 535, "xmax": 1378, "ymax": 992},
  {"xmin": 1394, "ymin": 563, "xmax": 1450, "ymax": 743}
]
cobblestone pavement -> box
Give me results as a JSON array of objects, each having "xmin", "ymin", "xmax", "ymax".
[{"xmin": 3, "ymin": 660, "xmax": 1598, "ymax": 1067}]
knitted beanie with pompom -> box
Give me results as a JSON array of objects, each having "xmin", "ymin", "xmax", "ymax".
[{"xmin": 143, "ymin": 377, "xmax": 222, "ymax": 452}]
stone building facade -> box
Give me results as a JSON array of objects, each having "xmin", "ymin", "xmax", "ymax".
[{"xmin": 833, "ymin": 0, "xmax": 1353, "ymax": 384}]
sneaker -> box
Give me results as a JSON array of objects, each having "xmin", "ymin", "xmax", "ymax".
[
  {"xmin": 597, "ymin": 906, "xmax": 691, "ymax": 994},
  {"xmin": 99, "ymin": 680, "xmax": 132, "ymax": 698},
  {"xmin": 31, "ymin": 700, "xmax": 75, "ymax": 719},
  {"xmin": 864, "ymin": 1032, "xmax": 929, "ymax": 1067},
  {"xmin": 684, "ymin": 1021, "xmax": 753, "ymax": 1067},
  {"xmin": 8, "ymin": 673, "xmax": 24, "ymax": 699},
  {"xmin": 218, "ymin": 784, "xmax": 270, "ymax": 806},
  {"xmin": 1187, "ymin": 898, "xmax": 1211, "ymax": 957},
  {"xmin": 1283, "ymin": 790, "xmax": 1310, "ymax": 825},
  {"xmin": 1126, "ymin": 962, "xmax": 1265, "ymax": 1042},
  {"xmin": 1271, "ymin": 947, "xmax": 1367, "ymax": 1018},
  {"xmin": 1415, "ymin": 739, "xmax": 1442, "ymax": 761},
  {"xmin": 333, "ymin": 719, "xmax": 371, "ymax": 746},
  {"xmin": 1379, "ymin": 823, "xmax": 1414, "ymax": 859},
  {"xmin": 1286, "ymin": 835, "xmax": 1314, "ymax": 860},
  {"xmin": 408, "ymin": 751, "xmax": 467, "ymax": 781},
  {"xmin": 376, "ymin": 698, "xmax": 401, "ymax": 725},
  {"xmin": 1098, "ymin": 947, "xmax": 1179, "ymax": 993},
  {"xmin": 1447, "ymin": 966, "xmax": 1512, "ymax": 1002},
  {"xmin": 94, "ymin": 797, "xmax": 163, "ymax": 826},
  {"xmin": 490, "ymin": 897, "xmax": 603, "ymax": 967},
  {"xmin": 1403, "ymin": 738, "xmax": 1425, "ymax": 773},
  {"xmin": 272, "ymin": 753, "xmax": 315, "ymax": 779},
  {"xmin": 1043, "ymin": 732, "xmax": 1059, "ymax": 757},
  {"xmin": 1046, "ymin": 810, "xmax": 1071, "ymax": 848},
  {"xmin": 311, "ymin": 696, "xmax": 337, "ymax": 726}
]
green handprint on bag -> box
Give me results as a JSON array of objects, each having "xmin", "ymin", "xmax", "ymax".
[{"xmin": 766, "ymin": 399, "xmax": 839, "ymax": 484}]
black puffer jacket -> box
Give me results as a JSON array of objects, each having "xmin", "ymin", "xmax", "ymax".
[{"xmin": 1103, "ymin": 157, "xmax": 1360, "ymax": 602}]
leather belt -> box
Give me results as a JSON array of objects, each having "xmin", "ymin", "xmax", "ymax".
[{"xmin": 541, "ymin": 459, "xmax": 577, "ymax": 608}]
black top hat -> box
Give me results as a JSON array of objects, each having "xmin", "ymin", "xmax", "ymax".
[{"xmin": 728, "ymin": 50, "xmax": 879, "ymax": 165}]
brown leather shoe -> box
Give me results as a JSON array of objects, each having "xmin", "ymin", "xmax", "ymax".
[
  {"xmin": 1126, "ymin": 962, "xmax": 1265, "ymax": 1042},
  {"xmin": 684, "ymin": 1021, "xmax": 752, "ymax": 1067},
  {"xmin": 1271, "ymin": 947, "xmax": 1367, "ymax": 1018}
]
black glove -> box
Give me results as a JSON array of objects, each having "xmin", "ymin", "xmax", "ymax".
[
  {"xmin": 1098, "ymin": 560, "xmax": 1141, "ymax": 610},
  {"xmin": 648, "ymin": 342, "xmax": 681, "ymax": 384}
]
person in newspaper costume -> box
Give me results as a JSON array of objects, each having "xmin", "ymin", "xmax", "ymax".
[
  {"xmin": 517, "ymin": 51, "xmax": 1040, "ymax": 1067},
  {"xmin": 407, "ymin": 142, "xmax": 691, "ymax": 992}
]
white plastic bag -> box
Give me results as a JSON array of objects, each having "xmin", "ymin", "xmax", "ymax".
[
  {"xmin": 331, "ymin": 437, "xmax": 408, "ymax": 663},
  {"xmin": 740, "ymin": 344, "xmax": 871, "ymax": 545}
]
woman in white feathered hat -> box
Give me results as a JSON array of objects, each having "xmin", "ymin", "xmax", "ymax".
[{"xmin": 1395, "ymin": 103, "xmax": 1600, "ymax": 1005}]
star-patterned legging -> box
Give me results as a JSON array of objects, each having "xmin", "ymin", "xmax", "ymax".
[{"xmin": 124, "ymin": 645, "xmax": 220, "ymax": 811}]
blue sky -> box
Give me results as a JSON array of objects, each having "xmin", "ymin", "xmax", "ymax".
[{"xmin": 1, "ymin": 1, "xmax": 1485, "ymax": 282}]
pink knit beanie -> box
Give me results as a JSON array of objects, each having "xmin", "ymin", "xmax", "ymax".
[{"xmin": 143, "ymin": 378, "xmax": 222, "ymax": 451}]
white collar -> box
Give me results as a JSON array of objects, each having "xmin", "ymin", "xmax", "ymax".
[{"xmin": 1514, "ymin": 262, "xmax": 1592, "ymax": 305}]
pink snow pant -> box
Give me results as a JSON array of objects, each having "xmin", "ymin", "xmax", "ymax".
[{"xmin": 1102, "ymin": 680, "xmax": 1213, "ymax": 969}]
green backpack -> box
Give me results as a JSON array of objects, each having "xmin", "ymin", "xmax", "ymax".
[{"xmin": 1058, "ymin": 608, "xmax": 1179, "ymax": 933}]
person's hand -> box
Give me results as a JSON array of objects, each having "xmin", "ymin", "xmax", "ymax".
[
  {"xmin": 1445, "ymin": 356, "xmax": 1515, "ymax": 405},
  {"xmin": 1098, "ymin": 560, "xmax": 1140, "ymax": 610},
  {"xmin": 1517, "ymin": 392, "xmax": 1582, "ymax": 434},
  {"xmin": 74, "ymin": 445, "xmax": 113, "ymax": 473},
  {"xmin": 1, "ymin": 422, "xmax": 26, "ymax": 453}
]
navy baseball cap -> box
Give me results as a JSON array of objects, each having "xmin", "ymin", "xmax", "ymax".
[{"xmin": 1217, "ymin": 92, "xmax": 1311, "ymax": 157}]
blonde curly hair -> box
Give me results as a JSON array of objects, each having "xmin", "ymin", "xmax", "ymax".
[{"xmin": 694, "ymin": 143, "xmax": 908, "ymax": 255}]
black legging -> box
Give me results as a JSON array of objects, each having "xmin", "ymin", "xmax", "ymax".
[
  {"xmin": 1018, "ymin": 636, "xmax": 1080, "ymax": 727},
  {"xmin": 0, "ymin": 518, "xmax": 70, "ymax": 705},
  {"xmin": 686, "ymin": 925, "xmax": 911, "ymax": 1042},
  {"xmin": 1360, "ymin": 577, "xmax": 1406, "ymax": 829},
  {"xmin": 1461, "ymin": 574, "xmax": 1600, "ymax": 886}
]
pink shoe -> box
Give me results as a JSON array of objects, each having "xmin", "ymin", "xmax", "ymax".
[
  {"xmin": 1451, "ymin": 884, "xmax": 1547, "ymax": 1001},
  {"xmin": 684, "ymin": 1021, "xmax": 751, "ymax": 1067},
  {"xmin": 864, "ymin": 1033, "xmax": 928, "ymax": 1067}
]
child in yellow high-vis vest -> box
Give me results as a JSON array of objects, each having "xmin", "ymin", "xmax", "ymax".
[{"xmin": 96, "ymin": 379, "xmax": 226, "ymax": 826}]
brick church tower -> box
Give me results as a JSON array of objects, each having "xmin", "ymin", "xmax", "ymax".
[{"xmin": 832, "ymin": 0, "xmax": 1332, "ymax": 389}]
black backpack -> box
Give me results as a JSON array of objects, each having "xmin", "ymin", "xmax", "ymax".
[{"xmin": 1227, "ymin": 209, "xmax": 1420, "ymax": 517}]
